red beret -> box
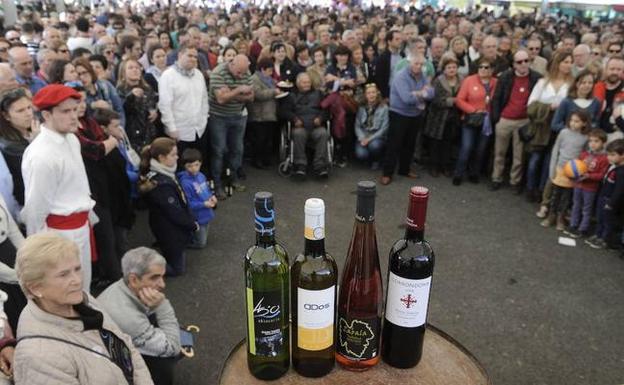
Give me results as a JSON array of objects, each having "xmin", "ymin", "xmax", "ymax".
[{"xmin": 32, "ymin": 84, "xmax": 82, "ymax": 110}]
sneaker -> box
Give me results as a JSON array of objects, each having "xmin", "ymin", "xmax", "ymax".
[
  {"xmin": 536, "ymin": 205, "xmax": 549, "ymax": 218},
  {"xmin": 563, "ymin": 227, "xmax": 582, "ymax": 238},
  {"xmin": 586, "ymin": 237, "xmax": 606, "ymax": 249},
  {"xmin": 232, "ymin": 182, "xmax": 246, "ymax": 192},
  {"xmin": 489, "ymin": 181, "xmax": 502, "ymax": 191},
  {"xmin": 293, "ymin": 165, "xmax": 306, "ymax": 180},
  {"xmin": 215, "ymin": 188, "xmax": 227, "ymax": 200},
  {"xmin": 335, "ymin": 159, "xmax": 347, "ymax": 168},
  {"xmin": 317, "ymin": 168, "xmax": 329, "ymax": 178},
  {"xmin": 452, "ymin": 176, "xmax": 462, "ymax": 186}
]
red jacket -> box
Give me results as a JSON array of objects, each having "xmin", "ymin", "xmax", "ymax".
[
  {"xmin": 593, "ymin": 81, "xmax": 624, "ymax": 112},
  {"xmin": 455, "ymin": 74, "xmax": 498, "ymax": 116},
  {"xmin": 575, "ymin": 150, "xmax": 610, "ymax": 192}
]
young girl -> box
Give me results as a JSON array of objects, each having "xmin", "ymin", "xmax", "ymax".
[
  {"xmin": 139, "ymin": 138, "xmax": 197, "ymax": 276},
  {"xmin": 564, "ymin": 129, "xmax": 609, "ymax": 238},
  {"xmin": 541, "ymin": 111, "xmax": 591, "ymax": 230}
]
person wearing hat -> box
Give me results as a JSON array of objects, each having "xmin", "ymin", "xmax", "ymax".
[{"xmin": 20, "ymin": 84, "xmax": 96, "ymax": 290}]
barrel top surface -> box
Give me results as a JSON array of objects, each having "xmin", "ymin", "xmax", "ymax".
[{"xmin": 219, "ymin": 325, "xmax": 491, "ymax": 385}]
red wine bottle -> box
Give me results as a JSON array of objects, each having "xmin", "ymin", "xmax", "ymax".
[
  {"xmin": 336, "ymin": 181, "xmax": 383, "ymax": 371},
  {"xmin": 381, "ymin": 186, "xmax": 435, "ymax": 368}
]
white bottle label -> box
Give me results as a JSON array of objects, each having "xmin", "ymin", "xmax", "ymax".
[
  {"xmin": 298, "ymin": 286, "xmax": 335, "ymax": 351},
  {"xmin": 385, "ymin": 273, "xmax": 431, "ymax": 328}
]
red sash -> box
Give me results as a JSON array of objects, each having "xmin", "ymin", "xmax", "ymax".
[{"xmin": 46, "ymin": 212, "xmax": 98, "ymax": 262}]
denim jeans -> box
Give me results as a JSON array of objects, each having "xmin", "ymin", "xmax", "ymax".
[
  {"xmin": 189, "ymin": 223, "xmax": 210, "ymax": 249},
  {"xmin": 454, "ymin": 126, "xmax": 490, "ymax": 178},
  {"xmin": 209, "ymin": 114, "xmax": 247, "ymax": 189},
  {"xmin": 526, "ymin": 151, "xmax": 544, "ymax": 191},
  {"xmin": 569, "ymin": 188, "xmax": 596, "ymax": 232},
  {"xmin": 355, "ymin": 138, "xmax": 385, "ymax": 162}
]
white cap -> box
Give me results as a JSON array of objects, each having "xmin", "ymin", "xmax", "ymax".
[{"xmin": 304, "ymin": 198, "xmax": 325, "ymax": 240}]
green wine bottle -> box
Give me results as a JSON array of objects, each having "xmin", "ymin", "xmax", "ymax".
[
  {"xmin": 245, "ymin": 192, "xmax": 290, "ymax": 380},
  {"xmin": 291, "ymin": 198, "xmax": 338, "ymax": 378}
]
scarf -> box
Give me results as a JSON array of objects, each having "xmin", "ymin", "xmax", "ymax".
[
  {"xmin": 150, "ymin": 158, "xmax": 177, "ymax": 180},
  {"xmin": 482, "ymin": 82, "xmax": 493, "ymax": 137},
  {"xmin": 174, "ymin": 62, "xmax": 195, "ymax": 78}
]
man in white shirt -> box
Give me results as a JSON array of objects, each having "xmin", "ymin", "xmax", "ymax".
[
  {"xmin": 158, "ymin": 44, "xmax": 209, "ymax": 167},
  {"xmin": 67, "ymin": 17, "xmax": 94, "ymax": 53},
  {"xmin": 21, "ymin": 84, "xmax": 96, "ymax": 289}
]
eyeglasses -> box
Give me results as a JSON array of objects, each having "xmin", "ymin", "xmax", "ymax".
[
  {"xmin": 478, "ymin": 65, "xmax": 491, "ymax": 70},
  {"xmin": 528, "ymin": 47, "xmax": 540, "ymax": 51},
  {"xmin": 514, "ymin": 59, "xmax": 529, "ymax": 64}
]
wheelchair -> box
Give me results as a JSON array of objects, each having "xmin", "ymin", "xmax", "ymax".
[{"xmin": 278, "ymin": 121, "xmax": 334, "ymax": 177}]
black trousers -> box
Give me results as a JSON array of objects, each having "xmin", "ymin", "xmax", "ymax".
[
  {"xmin": 430, "ymin": 123, "xmax": 455, "ymax": 171},
  {"xmin": 383, "ymin": 111, "xmax": 423, "ymax": 177},
  {"xmin": 93, "ymin": 204, "xmax": 122, "ymax": 282},
  {"xmin": 249, "ymin": 121, "xmax": 276, "ymax": 164},
  {"xmin": 142, "ymin": 355, "xmax": 180, "ymax": 385}
]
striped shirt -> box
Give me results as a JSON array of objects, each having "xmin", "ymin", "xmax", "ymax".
[{"xmin": 208, "ymin": 62, "xmax": 253, "ymax": 117}]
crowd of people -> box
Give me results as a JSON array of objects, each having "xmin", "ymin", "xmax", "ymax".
[{"xmin": 0, "ymin": 2, "xmax": 623, "ymax": 384}]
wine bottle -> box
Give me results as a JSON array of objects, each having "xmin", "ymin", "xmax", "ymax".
[
  {"xmin": 336, "ymin": 181, "xmax": 383, "ymax": 371},
  {"xmin": 381, "ymin": 186, "xmax": 435, "ymax": 369},
  {"xmin": 291, "ymin": 198, "xmax": 338, "ymax": 378},
  {"xmin": 244, "ymin": 192, "xmax": 290, "ymax": 380}
]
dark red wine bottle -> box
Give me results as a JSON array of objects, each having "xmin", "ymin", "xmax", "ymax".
[
  {"xmin": 336, "ymin": 181, "xmax": 383, "ymax": 371},
  {"xmin": 381, "ymin": 186, "xmax": 435, "ymax": 368}
]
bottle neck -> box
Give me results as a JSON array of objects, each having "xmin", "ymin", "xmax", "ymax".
[
  {"xmin": 304, "ymin": 238, "xmax": 326, "ymax": 257},
  {"xmin": 405, "ymin": 226, "xmax": 424, "ymax": 242},
  {"xmin": 256, "ymin": 230, "xmax": 276, "ymax": 247}
]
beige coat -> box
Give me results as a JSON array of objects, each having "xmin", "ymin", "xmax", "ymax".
[{"xmin": 14, "ymin": 294, "xmax": 154, "ymax": 385}]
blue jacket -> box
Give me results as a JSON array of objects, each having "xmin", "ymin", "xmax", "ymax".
[
  {"xmin": 389, "ymin": 67, "xmax": 433, "ymax": 117},
  {"xmin": 354, "ymin": 104, "xmax": 389, "ymax": 142},
  {"xmin": 177, "ymin": 170, "xmax": 215, "ymax": 225}
]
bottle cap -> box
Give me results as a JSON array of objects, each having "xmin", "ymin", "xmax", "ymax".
[
  {"xmin": 304, "ymin": 198, "xmax": 325, "ymax": 240},
  {"xmin": 254, "ymin": 192, "xmax": 275, "ymax": 234},
  {"xmin": 407, "ymin": 186, "xmax": 429, "ymax": 230},
  {"xmin": 356, "ymin": 181, "xmax": 376, "ymax": 222}
]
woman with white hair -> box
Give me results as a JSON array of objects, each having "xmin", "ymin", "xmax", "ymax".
[{"xmin": 13, "ymin": 232, "xmax": 154, "ymax": 385}]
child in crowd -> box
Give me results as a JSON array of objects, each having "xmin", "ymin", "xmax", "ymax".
[
  {"xmin": 586, "ymin": 139, "xmax": 624, "ymax": 250},
  {"xmin": 93, "ymin": 108, "xmax": 140, "ymax": 199},
  {"xmin": 139, "ymin": 138, "xmax": 198, "ymax": 276},
  {"xmin": 564, "ymin": 129, "xmax": 609, "ymax": 238},
  {"xmin": 178, "ymin": 149, "xmax": 217, "ymax": 249},
  {"xmin": 541, "ymin": 111, "xmax": 590, "ymax": 230}
]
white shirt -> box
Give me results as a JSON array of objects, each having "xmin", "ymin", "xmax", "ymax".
[
  {"xmin": 20, "ymin": 126, "xmax": 95, "ymax": 235},
  {"xmin": 158, "ymin": 66, "xmax": 209, "ymax": 142},
  {"xmin": 67, "ymin": 36, "xmax": 93, "ymax": 52},
  {"xmin": 528, "ymin": 78, "xmax": 570, "ymax": 106}
]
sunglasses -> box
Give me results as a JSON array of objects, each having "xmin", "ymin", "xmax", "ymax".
[
  {"xmin": 528, "ymin": 47, "xmax": 540, "ymax": 51},
  {"xmin": 478, "ymin": 65, "xmax": 491, "ymax": 70},
  {"xmin": 515, "ymin": 59, "xmax": 529, "ymax": 64},
  {"xmin": 609, "ymin": 49, "xmax": 621, "ymax": 53}
]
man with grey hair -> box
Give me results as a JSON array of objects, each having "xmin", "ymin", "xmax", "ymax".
[
  {"xmin": 469, "ymin": 35, "xmax": 509, "ymax": 76},
  {"xmin": 341, "ymin": 29, "xmax": 357, "ymax": 50},
  {"xmin": 34, "ymin": 49, "xmax": 58, "ymax": 84},
  {"xmin": 98, "ymin": 247, "xmax": 181, "ymax": 385},
  {"xmin": 572, "ymin": 44, "xmax": 592, "ymax": 76},
  {"xmin": 9, "ymin": 47, "xmax": 46, "ymax": 95}
]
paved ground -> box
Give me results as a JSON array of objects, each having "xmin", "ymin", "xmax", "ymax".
[{"xmin": 128, "ymin": 163, "xmax": 624, "ymax": 385}]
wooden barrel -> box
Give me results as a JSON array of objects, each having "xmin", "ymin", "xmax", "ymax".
[{"xmin": 219, "ymin": 325, "xmax": 491, "ymax": 385}]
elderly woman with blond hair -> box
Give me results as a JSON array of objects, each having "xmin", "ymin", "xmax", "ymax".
[{"xmin": 13, "ymin": 232, "xmax": 154, "ymax": 385}]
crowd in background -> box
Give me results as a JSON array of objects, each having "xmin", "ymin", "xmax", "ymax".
[{"xmin": 0, "ymin": 2, "xmax": 623, "ymax": 384}]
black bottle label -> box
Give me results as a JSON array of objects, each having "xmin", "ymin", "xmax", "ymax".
[
  {"xmin": 247, "ymin": 288, "xmax": 285, "ymax": 357},
  {"xmin": 337, "ymin": 315, "xmax": 380, "ymax": 360}
]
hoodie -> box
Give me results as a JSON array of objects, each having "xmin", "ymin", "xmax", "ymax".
[{"xmin": 177, "ymin": 170, "xmax": 215, "ymax": 225}]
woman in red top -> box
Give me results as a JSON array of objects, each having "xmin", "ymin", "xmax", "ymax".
[{"xmin": 453, "ymin": 57, "xmax": 498, "ymax": 185}]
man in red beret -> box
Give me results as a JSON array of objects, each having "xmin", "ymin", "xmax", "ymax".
[{"xmin": 20, "ymin": 84, "xmax": 96, "ymax": 290}]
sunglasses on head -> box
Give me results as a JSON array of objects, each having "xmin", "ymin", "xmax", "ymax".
[{"xmin": 515, "ymin": 59, "xmax": 529, "ymax": 64}]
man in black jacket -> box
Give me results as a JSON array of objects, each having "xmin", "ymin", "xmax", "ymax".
[
  {"xmin": 374, "ymin": 30, "xmax": 404, "ymax": 99},
  {"xmin": 280, "ymin": 72, "xmax": 329, "ymax": 179},
  {"xmin": 490, "ymin": 48, "xmax": 542, "ymax": 192}
]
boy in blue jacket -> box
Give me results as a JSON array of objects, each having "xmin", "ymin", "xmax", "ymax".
[{"xmin": 178, "ymin": 149, "xmax": 217, "ymax": 248}]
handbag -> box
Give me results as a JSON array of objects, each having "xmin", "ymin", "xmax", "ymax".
[
  {"xmin": 465, "ymin": 112, "xmax": 486, "ymax": 129},
  {"xmin": 518, "ymin": 123, "xmax": 535, "ymax": 143}
]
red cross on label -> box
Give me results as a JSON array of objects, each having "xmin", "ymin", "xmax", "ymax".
[{"xmin": 400, "ymin": 294, "xmax": 417, "ymax": 308}]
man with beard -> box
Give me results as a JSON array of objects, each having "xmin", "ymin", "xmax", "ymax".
[{"xmin": 594, "ymin": 56, "xmax": 624, "ymax": 140}]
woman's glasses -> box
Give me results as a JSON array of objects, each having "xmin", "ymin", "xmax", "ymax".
[
  {"xmin": 478, "ymin": 65, "xmax": 491, "ymax": 70},
  {"xmin": 514, "ymin": 59, "xmax": 529, "ymax": 64}
]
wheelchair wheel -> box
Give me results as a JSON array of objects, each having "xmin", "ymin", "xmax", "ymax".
[
  {"xmin": 327, "ymin": 136, "xmax": 334, "ymax": 168},
  {"xmin": 278, "ymin": 160, "xmax": 292, "ymax": 177},
  {"xmin": 279, "ymin": 127, "xmax": 288, "ymax": 162}
]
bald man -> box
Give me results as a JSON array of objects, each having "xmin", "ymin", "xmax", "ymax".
[
  {"xmin": 208, "ymin": 54, "xmax": 254, "ymax": 199},
  {"xmin": 9, "ymin": 47, "xmax": 46, "ymax": 95},
  {"xmin": 42, "ymin": 27, "xmax": 64, "ymax": 50},
  {"xmin": 0, "ymin": 63, "xmax": 19, "ymax": 93}
]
